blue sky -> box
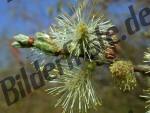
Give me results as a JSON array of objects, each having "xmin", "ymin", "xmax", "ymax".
[
  {"xmin": 0, "ymin": 0, "xmax": 59, "ymax": 36},
  {"xmin": 0, "ymin": 0, "xmax": 136, "ymax": 37},
  {"xmin": 0, "ymin": 0, "xmax": 60, "ymax": 68}
]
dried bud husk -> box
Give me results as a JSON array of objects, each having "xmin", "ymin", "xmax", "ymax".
[{"xmin": 12, "ymin": 34, "xmax": 33, "ymax": 48}]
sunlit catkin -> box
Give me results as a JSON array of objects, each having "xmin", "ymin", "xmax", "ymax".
[{"xmin": 46, "ymin": 62, "xmax": 102, "ymax": 113}]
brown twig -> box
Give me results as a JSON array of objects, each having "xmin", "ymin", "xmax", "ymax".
[{"xmin": 134, "ymin": 65, "xmax": 150, "ymax": 76}]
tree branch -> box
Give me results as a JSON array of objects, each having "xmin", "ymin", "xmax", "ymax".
[{"xmin": 134, "ymin": 65, "xmax": 150, "ymax": 76}]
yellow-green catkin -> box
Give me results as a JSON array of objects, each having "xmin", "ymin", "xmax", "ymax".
[{"xmin": 109, "ymin": 60, "xmax": 137, "ymax": 92}]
